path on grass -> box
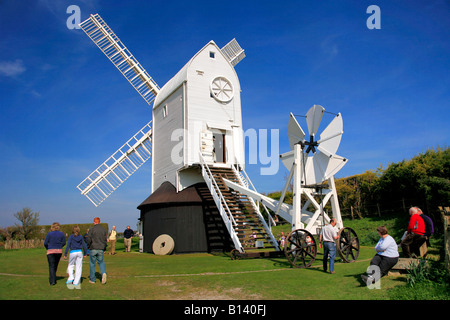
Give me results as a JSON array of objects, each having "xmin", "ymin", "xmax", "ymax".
[{"xmin": 0, "ymin": 258, "xmax": 372, "ymax": 278}]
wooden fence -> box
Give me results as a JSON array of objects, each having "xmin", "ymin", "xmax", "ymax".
[
  {"xmin": 3, "ymin": 239, "xmax": 45, "ymax": 249},
  {"xmin": 439, "ymin": 206, "xmax": 450, "ymax": 271}
]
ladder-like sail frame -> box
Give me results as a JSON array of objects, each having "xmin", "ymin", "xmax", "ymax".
[
  {"xmin": 77, "ymin": 121, "xmax": 153, "ymax": 206},
  {"xmin": 79, "ymin": 14, "xmax": 160, "ymax": 105},
  {"xmin": 221, "ymin": 38, "xmax": 246, "ymax": 67}
]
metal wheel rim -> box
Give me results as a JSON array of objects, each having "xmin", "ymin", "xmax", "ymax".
[
  {"xmin": 284, "ymin": 229, "xmax": 317, "ymax": 268},
  {"xmin": 337, "ymin": 227, "xmax": 360, "ymax": 263}
]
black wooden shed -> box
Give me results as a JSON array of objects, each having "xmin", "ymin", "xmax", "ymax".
[{"xmin": 138, "ymin": 181, "xmax": 232, "ymax": 254}]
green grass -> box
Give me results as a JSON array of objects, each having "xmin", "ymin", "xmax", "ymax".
[
  {"xmin": 0, "ymin": 238, "xmax": 407, "ymax": 300},
  {"xmin": 1, "ymin": 215, "xmax": 448, "ymax": 300}
]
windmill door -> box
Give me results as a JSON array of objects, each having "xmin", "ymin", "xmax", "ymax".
[{"xmin": 213, "ymin": 131, "xmax": 226, "ymax": 163}]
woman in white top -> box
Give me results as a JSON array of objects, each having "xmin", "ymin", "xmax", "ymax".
[{"xmin": 362, "ymin": 226, "xmax": 399, "ymax": 285}]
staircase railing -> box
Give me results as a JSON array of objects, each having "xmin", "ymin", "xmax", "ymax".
[
  {"xmin": 199, "ymin": 153, "xmax": 243, "ymax": 252},
  {"xmin": 232, "ymin": 166, "xmax": 280, "ymax": 251}
]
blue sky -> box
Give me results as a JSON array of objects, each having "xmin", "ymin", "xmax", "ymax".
[{"xmin": 0, "ymin": 0, "xmax": 448, "ymax": 232}]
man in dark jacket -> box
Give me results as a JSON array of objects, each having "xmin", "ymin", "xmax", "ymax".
[
  {"xmin": 86, "ymin": 217, "xmax": 107, "ymax": 284},
  {"xmin": 418, "ymin": 208, "xmax": 434, "ymax": 246},
  {"xmin": 123, "ymin": 226, "xmax": 134, "ymax": 252}
]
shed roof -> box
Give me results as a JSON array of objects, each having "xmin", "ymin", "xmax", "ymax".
[{"xmin": 137, "ymin": 181, "xmax": 203, "ymax": 209}]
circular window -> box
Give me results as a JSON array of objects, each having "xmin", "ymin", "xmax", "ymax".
[{"xmin": 210, "ymin": 76, "xmax": 234, "ymax": 103}]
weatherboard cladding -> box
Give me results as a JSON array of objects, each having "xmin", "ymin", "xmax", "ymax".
[
  {"xmin": 151, "ymin": 84, "xmax": 184, "ymax": 192},
  {"xmin": 151, "ymin": 41, "xmax": 244, "ymax": 191}
]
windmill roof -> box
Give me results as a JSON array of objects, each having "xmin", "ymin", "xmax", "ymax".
[{"xmin": 153, "ymin": 40, "xmax": 219, "ymax": 109}]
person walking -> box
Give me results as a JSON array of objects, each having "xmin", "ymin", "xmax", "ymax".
[
  {"xmin": 319, "ymin": 218, "xmax": 339, "ymax": 274},
  {"xmin": 86, "ymin": 217, "xmax": 108, "ymax": 284},
  {"xmin": 44, "ymin": 222, "xmax": 66, "ymax": 286},
  {"xmin": 64, "ymin": 226, "xmax": 88, "ymax": 286},
  {"xmin": 123, "ymin": 226, "xmax": 134, "ymax": 252},
  {"xmin": 361, "ymin": 226, "xmax": 399, "ymax": 285},
  {"xmin": 108, "ymin": 226, "xmax": 117, "ymax": 255}
]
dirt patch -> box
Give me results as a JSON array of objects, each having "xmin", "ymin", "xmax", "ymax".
[{"xmin": 154, "ymin": 279, "xmax": 262, "ymax": 300}]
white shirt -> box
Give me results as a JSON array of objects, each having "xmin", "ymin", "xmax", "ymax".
[
  {"xmin": 109, "ymin": 230, "xmax": 116, "ymax": 240},
  {"xmin": 375, "ymin": 235, "xmax": 399, "ymax": 258},
  {"xmin": 321, "ymin": 224, "xmax": 338, "ymax": 242}
]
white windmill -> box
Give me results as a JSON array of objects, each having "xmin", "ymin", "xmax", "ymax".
[{"xmin": 76, "ymin": 14, "xmax": 279, "ymax": 254}]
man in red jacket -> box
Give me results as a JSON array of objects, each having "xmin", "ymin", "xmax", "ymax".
[{"xmin": 400, "ymin": 207, "xmax": 426, "ymax": 257}]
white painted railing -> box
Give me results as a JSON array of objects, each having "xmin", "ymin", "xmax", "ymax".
[
  {"xmin": 198, "ymin": 153, "xmax": 243, "ymax": 252},
  {"xmin": 231, "ymin": 166, "xmax": 280, "ymax": 251}
]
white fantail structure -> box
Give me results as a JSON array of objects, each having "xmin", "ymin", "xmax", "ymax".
[
  {"xmin": 282, "ymin": 105, "xmax": 347, "ymax": 231},
  {"xmin": 222, "ymin": 105, "xmax": 360, "ymax": 266}
]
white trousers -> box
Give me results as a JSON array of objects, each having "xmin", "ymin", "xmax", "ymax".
[{"xmin": 67, "ymin": 251, "xmax": 83, "ymax": 284}]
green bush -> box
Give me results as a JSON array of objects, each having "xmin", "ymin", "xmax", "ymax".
[
  {"xmin": 36, "ymin": 223, "xmax": 109, "ymax": 239},
  {"xmin": 406, "ymin": 259, "xmax": 430, "ymax": 287},
  {"xmin": 389, "ymin": 260, "xmax": 450, "ymax": 300}
]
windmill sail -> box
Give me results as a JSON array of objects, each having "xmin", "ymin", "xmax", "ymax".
[
  {"xmin": 77, "ymin": 121, "xmax": 153, "ymax": 207},
  {"xmin": 79, "ymin": 14, "xmax": 160, "ymax": 105},
  {"xmin": 221, "ymin": 38, "xmax": 246, "ymax": 67},
  {"xmin": 287, "ymin": 112, "xmax": 305, "ymax": 150}
]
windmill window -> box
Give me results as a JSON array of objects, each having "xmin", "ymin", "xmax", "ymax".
[
  {"xmin": 162, "ymin": 105, "xmax": 168, "ymax": 118},
  {"xmin": 209, "ymin": 51, "xmax": 215, "ymax": 59}
]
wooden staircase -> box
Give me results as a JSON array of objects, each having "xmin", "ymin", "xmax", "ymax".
[{"xmin": 207, "ymin": 167, "xmax": 278, "ymax": 252}]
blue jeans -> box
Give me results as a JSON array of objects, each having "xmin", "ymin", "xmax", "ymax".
[
  {"xmin": 323, "ymin": 241, "xmax": 336, "ymax": 272},
  {"xmin": 89, "ymin": 249, "xmax": 106, "ymax": 282}
]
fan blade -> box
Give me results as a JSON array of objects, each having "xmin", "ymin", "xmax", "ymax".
[
  {"xmin": 288, "ymin": 113, "xmax": 305, "ymax": 150},
  {"xmin": 304, "ymin": 153, "xmax": 327, "ymax": 185},
  {"xmin": 305, "ymin": 105, "xmax": 325, "ymax": 137},
  {"xmin": 280, "ymin": 150, "xmax": 295, "ymax": 171},
  {"xmin": 303, "ymin": 152, "xmax": 347, "ymax": 185},
  {"xmin": 77, "ymin": 121, "xmax": 153, "ymax": 207},
  {"xmin": 317, "ymin": 113, "xmax": 343, "ymax": 156},
  {"xmin": 323, "ymin": 153, "xmax": 348, "ymax": 180}
]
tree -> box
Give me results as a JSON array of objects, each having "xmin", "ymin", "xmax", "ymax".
[
  {"xmin": 14, "ymin": 208, "xmax": 40, "ymax": 240},
  {"xmin": 335, "ymin": 170, "xmax": 381, "ymax": 218}
]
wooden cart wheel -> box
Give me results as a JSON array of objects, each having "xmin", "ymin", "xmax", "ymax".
[
  {"xmin": 284, "ymin": 229, "xmax": 317, "ymax": 268},
  {"xmin": 337, "ymin": 227, "xmax": 360, "ymax": 262},
  {"xmin": 230, "ymin": 249, "xmax": 241, "ymax": 260}
]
